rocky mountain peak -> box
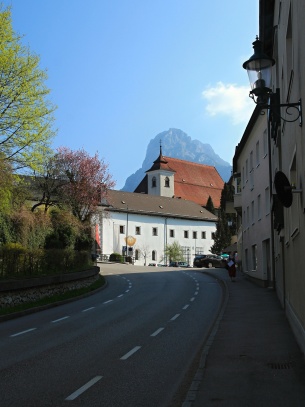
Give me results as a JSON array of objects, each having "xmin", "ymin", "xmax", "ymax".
[{"xmin": 121, "ymin": 128, "xmax": 232, "ymax": 191}]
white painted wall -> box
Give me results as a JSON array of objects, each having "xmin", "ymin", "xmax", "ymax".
[{"xmin": 100, "ymin": 210, "xmax": 216, "ymax": 266}]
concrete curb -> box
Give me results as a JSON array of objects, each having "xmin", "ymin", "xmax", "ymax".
[{"xmin": 182, "ymin": 270, "xmax": 230, "ymax": 407}]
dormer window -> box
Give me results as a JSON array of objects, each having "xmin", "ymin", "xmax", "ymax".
[
  {"xmin": 165, "ymin": 176, "xmax": 170, "ymax": 187},
  {"xmin": 152, "ymin": 176, "xmax": 156, "ymax": 188}
]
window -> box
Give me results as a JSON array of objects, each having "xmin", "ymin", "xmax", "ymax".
[
  {"xmin": 289, "ymin": 154, "xmax": 299, "ymax": 237},
  {"xmin": 245, "ymin": 248, "xmax": 249, "ymax": 271},
  {"xmin": 165, "ymin": 177, "xmax": 170, "ymax": 187},
  {"xmin": 152, "ymin": 227, "xmax": 158, "ymax": 236},
  {"xmin": 236, "ymin": 175, "xmax": 241, "ymax": 193},
  {"xmin": 120, "ymin": 225, "xmax": 125, "ymax": 234},
  {"xmin": 265, "ymin": 187, "xmax": 270, "ymax": 215},
  {"xmin": 202, "ymin": 231, "xmax": 206, "ymax": 239},
  {"xmin": 135, "ymin": 226, "xmax": 141, "ymax": 235},
  {"xmin": 263, "ymin": 129, "xmax": 268, "ymax": 157},
  {"xmin": 169, "ymin": 229, "xmax": 175, "ymax": 238},
  {"xmin": 152, "ymin": 176, "xmax": 156, "ymax": 188},
  {"xmin": 250, "ymin": 151, "xmax": 254, "ymax": 189},
  {"xmin": 245, "ymin": 159, "xmax": 249, "ymax": 183},
  {"xmin": 256, "ymin": 141, "xmax": 260, "ymax": 167},
  {"xmin": 184, "ymin": 230, "xmax": 189, "ymax": 238},
  {"xmin": 251, "ymin": 201, "xmax": 254, "ymax": 225},
  {"xmin": 242, "ymin": 166, "xmax": 245, "ymax": 188},
  {"xmin": 257, "ymin": 194, "xmax": 261, "ymax": 220},
  {"xmin": 211, "ymin": 232, "xmax": 215, "ymax": 239},
  {"xmin": 247, "ymin": 206, "xmax": 250, "ymax": 228},
  {"xmin": 252, "ymin": 245, "xmax": 257, "ymax": 270},
  {"xmin": 135, "ymin": 249, "xmax": 139, "ymax": 260},
  {"xmin": 193, "ymin": 231, "xmax": 197, "ymax": 239},
  {"xmin": 152, "ymin": 250, "xmax": 156, "ymax": 261}
]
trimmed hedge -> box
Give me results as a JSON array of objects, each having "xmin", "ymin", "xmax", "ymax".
[{"xmin": 0, "ymin": 245, "xmax": 92, "ymax": 279}]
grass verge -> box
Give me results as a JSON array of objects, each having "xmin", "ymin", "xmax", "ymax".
[{"xmin": 0, "ymin": 275, "xmax": 106, "ymax": 317}]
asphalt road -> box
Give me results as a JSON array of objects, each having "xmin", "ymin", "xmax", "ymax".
[{"xmin": 0, "ymin": 264, "xmax": 225, "ymax": 407}]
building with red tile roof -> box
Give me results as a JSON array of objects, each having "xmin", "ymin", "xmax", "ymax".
[{"xmin": 134, "ymin": 147, "xmax": 224, "ymax": 208}]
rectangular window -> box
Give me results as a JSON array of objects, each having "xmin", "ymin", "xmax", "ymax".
[
  {"xmin": 135, "ymin": 226, "xmax": 141, "ymax": 235},
  {"xmin": 263, "ymin": 129, "xmax": 268, "ymax": 157},
  {"xmin": 169, "ymin": 229, "xmax": 175, "ymax": 238},
  {"xmin": 247, "ymin": 206, "xmax": 250, "ymax": 228},
  {"xmin": 202, "ymin": 231, "xmax": 206, "ymax": 239},
  {"xmin": 265, "ymin": 187, "xmax": 270, "ymax": 215},
  {"xmin": 251, "ymin": 201, "xmax": 254, "ymax": 225},
  {"xmin": 257, "ymin": 194, "xmax": 261, "ymax": 220},
  {"xmin": 184, "ymin": 230, "xmax": 189, "ymax": 238},
  {"xmin": 193, "ymin": 231, "xmax": 197, "ymax": 239},
  {"xmin": 236, "ymin": 176, "xmax": 241, "ymax": 193},
  {"xmin": 152, "ymin": 227, "xmax": 158, "ymax": 236},
  {"xmin": 211, "ymin": 232, "xmax": 215, "ymax": 240},
  {"xmin": 252, "ymin": 245, "xmax": 257, "ymax": 270},
  {"xmin": 256, "ymin": 141, "xmax": 260, "ymax": 166},
  {"xmin": 120, "ymin": 225, "xmax": 125, "ymax": 234},
  {"xmin": 250, "ymin": 151, "xmax": 254, "ymax": 189},
  {"xmin": 245, "ymin": 248, "xmax": 249, "ymax": 271},
  {"xmin": 245, "ymin": 159, "xmax": 249, "ymax": 183}
]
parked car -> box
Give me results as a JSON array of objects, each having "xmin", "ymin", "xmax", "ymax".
[
  {"xmin": 193, "ymin": 254, "xmax": 226, "ymax": 268},
  {"xmin": 169, "ymin": 261, "xmax": 189, "ymax": 267}
]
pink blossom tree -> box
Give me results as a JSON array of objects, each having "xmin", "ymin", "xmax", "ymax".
[{"xmin": 55, "ymin": 147, "xmax": 115, "ymax": 222}]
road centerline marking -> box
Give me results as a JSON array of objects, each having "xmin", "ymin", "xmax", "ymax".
[
  {"xmin": 10, "ymin": 328, "xmax": 37, "ymax": 337},
  {"xmin": 183, "ymin": 304, "xmax": 190, "ymax": 310},
  {"xmin": 51, "ymin": 316, "xmax": 70, "ymax": 323},
  {"xmin": 151, "ymin": 327, "xmax": 164, "ymax": 337},
  {"xmin": 103, "ymin": 300, "xmax": 113, "ymax": 304},
  {"xmin": 65, "ymin": 376, "xmax": 103, "ymax": 400},
  {"xmin": 170, "ymin": 314, "xmax": 180, "ymax": 321},
  {"xmin": 120, "ymin": 346, "xmax": 141, "ymax": 360},
  {"xmin": 82, "ymin": 307, "xmax": 95, "ymax": 312}
]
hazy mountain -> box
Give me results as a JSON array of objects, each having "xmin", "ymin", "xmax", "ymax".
[{"xmin": 121, "ymin": 128, "xmax": 232, "ymax": 191}]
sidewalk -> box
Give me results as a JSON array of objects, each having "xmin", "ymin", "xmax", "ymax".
[{"xmin": 183, "ymin": 268, "xmax": 305, "ymax": 407}]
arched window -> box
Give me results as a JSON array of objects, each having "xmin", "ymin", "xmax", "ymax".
[
  {"xmin": 152, "ymin": 250, "xmax": 156, "ymax": 261},
  {"xmin": 165, "ymin": 176, "xmax": 170, "ymax": 187},
  {"xmin": 135, "ymin": 249, "xmax": 139, "ymax": 260},
  {"xmin": 152, "ymin": 177, "xmax": 156, "ymax": 188}
]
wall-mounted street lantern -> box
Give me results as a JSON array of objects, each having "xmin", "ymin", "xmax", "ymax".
[{"xmin": 243, "ymin": 37, "xmax": 302, "ymax": 127}]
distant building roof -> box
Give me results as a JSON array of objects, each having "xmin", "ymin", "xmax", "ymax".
[
  {"xmin": 103, "ymin": 190, "xmax": 217, "ymax": 222},
  {"xmin": 134, "ymin": 156, "xmax": 224, "ymax": 208}
]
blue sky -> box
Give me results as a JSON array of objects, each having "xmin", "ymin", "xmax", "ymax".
[{"xmin": 3, "ymin": 0, "xmax": 258, "ymax": 188}]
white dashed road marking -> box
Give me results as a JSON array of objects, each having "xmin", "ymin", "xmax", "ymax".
[
  {"xmin": 10, "ymin": 328, "xmax": 37, "ymax": 337},
  {"xmin": 65, "ymin": 376, "xmax": 103, "ymax": 400},
  {"xmin": 51, "ymin": 316, "xmax": 70, "ymax": 323},
  {"xmin": 82, "ymin": 307, "xmax": 95, "ymax": 312},
  {"xmin": 151, "ymin": 327, "xmax": 164, "ymax": 337},
  {"xmin": 170, "ymin": 314, "xmax": 180, "ymax": 321},
  {"xmin": 183, "ymin": 305, "xmax": 189, "ymax": 310},
  {"xmin": 120, "ymin": 346, "xmax": 141, "ymax": 360}
]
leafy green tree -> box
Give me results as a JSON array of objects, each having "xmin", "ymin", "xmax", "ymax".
[
  {"xmin": 0, "ymin": 158, "xmax": 14, "ymax": 214},
  {"xmin": 164, "ymin": 241, "xmax": 184, "ymax": 263},
  {"xmin": 210, "ymin": 210, "xmax": 231, "ymax": 254},
  {"xmin": 205, "ymin": 195, "xmax": 215, "ymax": 214},
  {"xmin": 45, "ymin": 209, "xmax": 81, "ymax": 250},
  {"xmin": 210, "ymin": 183, "xmax": 235, "ymax": 254},
  {"xmin": 10, "ymin": 207, "xmax": 52, "ymax": 250},
  {"xmin": 0, "ymin": 6, "xmax": 56, "ymax": 171}
]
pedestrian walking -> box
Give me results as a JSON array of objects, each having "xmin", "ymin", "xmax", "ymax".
[{"xmin": 226, "ymin": 252, "xmax": 236, "ymax": 281}]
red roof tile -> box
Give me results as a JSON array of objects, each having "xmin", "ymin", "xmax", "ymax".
[{"xmin": 135, "ymin": 156, "xmax": 224, "ymax": 208}]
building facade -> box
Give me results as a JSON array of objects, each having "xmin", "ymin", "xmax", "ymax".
[
  {"xmin": 233, "ymin": 107, "xmax": 273, "ymax": 285},
  {"xmin": 97, "ymin": 190, "xmax": 217, "ymax": 266},
  {"xmin": 234, "ymin": 0, "xmax": 305, "ymax": 353}
]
